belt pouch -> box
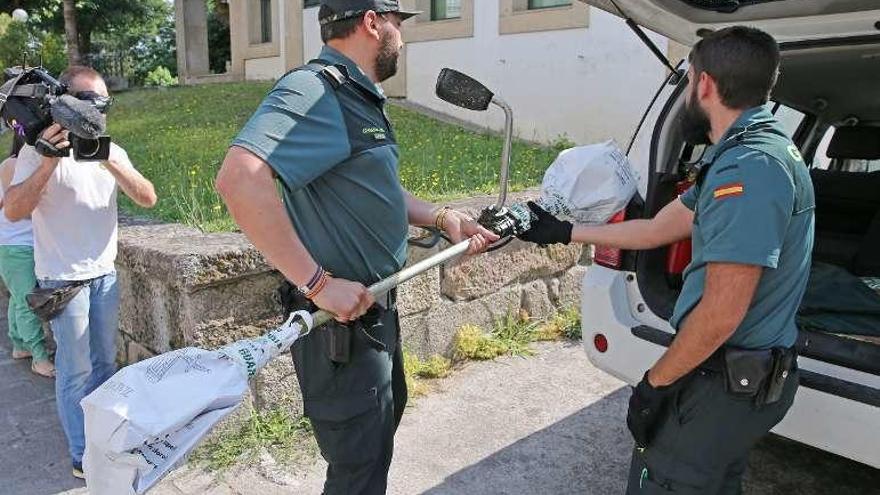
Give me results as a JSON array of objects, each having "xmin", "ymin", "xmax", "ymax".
[
  {"xmin": 723, "ymin": 347, "xmax": 773, "ymax": 397},
  {"xmin": 325, "ymin": 323, "xmax": 351, "ymax": 364},
  {"xmin": 757, "ymin": 348, "xmax": 795, "ymax": 406}
]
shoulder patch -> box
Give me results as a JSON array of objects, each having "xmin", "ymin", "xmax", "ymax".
[
  {"xmin": 713, "ymin": 182, "xmax": 744, "ymax": 200},
  {"xmin": 787, "ymin": 145, "xmax": 803, "ymax": 162}
]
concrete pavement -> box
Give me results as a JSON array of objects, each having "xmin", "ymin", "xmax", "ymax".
[{"xmin": 2, "ymin": 313, "xmax": 878, "ymax": 494}]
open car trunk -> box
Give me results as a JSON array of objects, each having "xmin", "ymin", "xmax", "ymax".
[
  {"xmin": 576, "ymin": 0, "xmax": 880, "ymax": 45},
  {"xmin": 631, "ymin": 37, "xmax": 880, "ymax": 384}
]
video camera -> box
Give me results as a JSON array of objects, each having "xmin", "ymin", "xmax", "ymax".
[{"xmin": 0, "ymin": 66, "xmax": 111, "ymax": 161}]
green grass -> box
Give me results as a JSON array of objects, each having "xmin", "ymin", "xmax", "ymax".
[
  {"xmin": 111, "ymin": 83, "xmax": 274, "ymax": 231},
  {"xmin": 534, "ymin": 306, "xmax": 583, "ymax": 341},
  {"xmin": 403, "ymin": 350, "xmax": 453, "ymax": 397},
  {"xmin": 2, "ymin": 82, "xmax": 564, "ymax": 231},
  {"xmin": 47, "ymin": 81, "xmax": 564, "ymax": 231},
  {"xmin": 454, "ymin": 307, "xmax": 583, "ymax": 361},
  {"xmin": 191, "ymin": 408, "xmax": 316, "ymax": 471}
]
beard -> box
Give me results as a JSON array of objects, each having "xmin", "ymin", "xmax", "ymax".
[
  {"xmin": 375, "ymin": 29, "xmax": 399, "ymax": 83},
  {"xmin": 679, "ymin": 86, "xmax": 712, "ymax": 146}
]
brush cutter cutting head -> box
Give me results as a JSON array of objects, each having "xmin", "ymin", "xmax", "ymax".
[{"xmin": 435, "ymin": 68, "xmax": 494, "ymax": 111}]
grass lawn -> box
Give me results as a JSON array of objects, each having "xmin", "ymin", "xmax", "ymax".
[{"xmin": 2, "ymin": 82, "xmax": 566, "ymax": 231}]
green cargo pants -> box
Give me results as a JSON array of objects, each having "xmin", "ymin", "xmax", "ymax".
[
  {"xmin": 291, "ymin": 306, "xmax": 407, "ymax": 495},
  {"xmin": 626, "ymin": 365, "xmax": 799, "ymax": 494},
  {"xmin": 0, "ymin": 245, "xmax": 49, "ymax": 361}
]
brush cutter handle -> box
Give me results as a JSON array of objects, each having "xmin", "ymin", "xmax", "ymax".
[{"xmin": 310, "ymin": 239, "xmax": 472, "ymax": 328}]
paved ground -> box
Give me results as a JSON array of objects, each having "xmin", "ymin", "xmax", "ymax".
[{"xmin": 2, "ymin": 312, "xmax": 878, "ymax": 494}]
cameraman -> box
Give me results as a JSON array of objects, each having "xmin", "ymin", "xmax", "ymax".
[{"xmin": 4, "ymin": 66, "xmax": 157, "ymax": 480}]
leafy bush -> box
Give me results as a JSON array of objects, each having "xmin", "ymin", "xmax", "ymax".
[
  {"xmin": 37, "ymin": 32, "xmax": 67, "ymax": 76},
  {"xmin": 129, "ymin": 21, "xmax": 178, "ymax": 87},
  {"xmin": 454, "ymin": 324, "xmax": 512, "ymax": 361},
  {"xmin": 144, "ymin": 66, "xmax": 178, "ymax": 87},
  {"xmin": 0, "ymin": 18, "xmax": 31, "ymax": 70},
  {"xmin": 0, "ymin": 17, "xmax": 67, "ymax": 78},
  {"xmin": 403, "ymin": 350, "xmax": 452, "ymax": 397}
]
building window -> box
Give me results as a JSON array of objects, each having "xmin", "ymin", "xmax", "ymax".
[
  {"xmin": 527, "ymin": 0, "xmax": 571, "ymax": 8},
  {"xmin": 304, "ymin": 0, "xmax": 320, "ymax": 7},
  {"xmin": 431, "ymin": 0, "xmax": 462, "ymax": 20},
  {"xmin": 260, "ymin": 0, "xmax": 272, "ymax": 43},
  {"xmin": 249, "ymin": 0, "xmax": 273, "ymax": 45},
  {"xmin": 499, "ymin": 0, "xmax": 588, "ymax": 35},
  {"xmin": 405, "ymin": 0, "xmax": 474, "ymax": 43}
]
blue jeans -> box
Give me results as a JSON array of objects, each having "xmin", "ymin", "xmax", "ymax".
[{"xmin": 40, "ymin": 272, "xmax": 119, "ymax": 465}]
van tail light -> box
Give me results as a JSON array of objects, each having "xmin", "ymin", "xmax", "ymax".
[
  {"xmin": 593, "ymin": 333, "xmax": 609, "ymax": 353},
  {"xmin": 594, "ymin": 210, "xmax": 627, "ymax": 269},
  {"xmin": 665, "ymin": 178, "xmax": 694, "ymax": 287}
]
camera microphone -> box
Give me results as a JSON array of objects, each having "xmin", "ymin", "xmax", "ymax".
[{"xmin": 50, "ymin": 94, "xmax": 106, "ymax": 139}]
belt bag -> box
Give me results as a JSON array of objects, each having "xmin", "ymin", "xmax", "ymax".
[
  {"xmin": 722, "ymin": 346, "xmax": 795, "ymax": 406},
  {"xmin": 26, "ymin": 279, "xmax": 90, "ymax": 323}
]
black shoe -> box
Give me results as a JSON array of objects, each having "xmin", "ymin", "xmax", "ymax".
[{"xmin": 72, "ymin": 461, "xmax": 84, "ymax": 480}]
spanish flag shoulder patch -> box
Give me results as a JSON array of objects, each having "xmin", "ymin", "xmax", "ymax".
[{"xmin": 713, "ymin": 182, "xmax": 744, "ymax": 200}]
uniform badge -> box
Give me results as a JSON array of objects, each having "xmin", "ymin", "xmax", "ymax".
[
  {"xmin": 787, "ymin": 145, "xmax": 803, "ymax": 162},
  {"xmin": 713, "ymin": 182, "xmax": 744, "ymax": 200},
  {"xmin": 362, "ymin": 126, "xmax": 386, "ymax": 141}
]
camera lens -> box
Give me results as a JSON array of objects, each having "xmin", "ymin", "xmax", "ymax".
[{"xmin": 76, "ymin": 138, "xmax": 100, "ymax": 159}]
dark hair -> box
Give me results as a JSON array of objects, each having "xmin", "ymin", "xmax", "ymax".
[
  {"xmin": 689, "ymin": 26, "xmax": 780, "ymax": 109},
  {"xmin": 319, "ymin": 5, "xmax": 365, "ymax": 43},
  {"xmin": 59, "ymin": 65, "xmax": 104, "ymax": 89}
]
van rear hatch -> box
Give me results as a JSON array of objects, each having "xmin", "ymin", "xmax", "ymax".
[{"xmin": 577, "ymin": 0, "xmax": 880, "ymax": 45}]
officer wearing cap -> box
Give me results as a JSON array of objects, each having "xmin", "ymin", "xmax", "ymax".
[
  {"xmin": 216, "ymin": 1, "xmax": 497, "ymax": 493},
  {"xmin": 519, "ymin": 26, "xmax": 812, "ymax": 493}
]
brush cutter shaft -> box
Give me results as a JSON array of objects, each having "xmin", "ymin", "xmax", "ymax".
[{"xmin": 312, "ymin": 239, "xmax": 471, "ymax": 327}]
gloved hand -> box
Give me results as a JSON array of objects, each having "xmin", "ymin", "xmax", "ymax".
[
  {"xmin": 516, "ymin": 201, "xmax": 573, "ymax": 245},
  {"xmin": 626, "ymin": 371, "xmax": 679, "ymax": 449},
  {"xmin": 34, "ymin": 123, "xmax": 70, "ymax": 158}
]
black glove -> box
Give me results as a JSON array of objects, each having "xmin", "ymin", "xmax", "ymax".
[
  {"xmin": 516, "ymin": 201, "xmax": 573, "ymax": 246},
  {"xmin": 35, "ymin": 137, "xmax": 69, "ymax": 158},
  {"xmin": 626, "ymin": 371, "xmax": 679, "ymax": 448}
]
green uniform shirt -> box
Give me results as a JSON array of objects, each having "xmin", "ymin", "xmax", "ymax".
[
  {"xmin": 671, "ymin": 106, "xmax": 815, "ymax": 349},
  {"xmin": 232, "ymin": 46, "xmax": 408, "ymax": 284}
]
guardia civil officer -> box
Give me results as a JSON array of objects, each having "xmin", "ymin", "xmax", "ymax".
[
  {"xmin": 519, "ymin": 26, "xmax": 812, "ymax": 494},
  {"xmin": 216, "ymin": 1, "xmax": 498, "ymax": 493}
]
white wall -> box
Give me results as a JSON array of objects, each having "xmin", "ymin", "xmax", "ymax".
[
  {"xmin": 298, "ymin": 4, "xmax": 668, "ymax": 146},
  {"xmin": 245, "ymin": 56, "xmax": 284, "ymax": 80},
  {"xmin": 406, "ymin": 5, "xmax": 668, "ymax": 146},
  {"xmin": 303, "ymin": 7, "xmax": 323, "ymax": 62}
]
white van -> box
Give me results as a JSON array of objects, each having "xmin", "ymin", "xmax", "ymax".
[{"xmin": 576, "ymin": 0, "xmax": 880, "ymax": 468}]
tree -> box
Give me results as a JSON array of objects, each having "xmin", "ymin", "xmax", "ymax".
[
  {"xmin": 0, "ymin": 0, "xmax": 170, "ymax": 61},
  {"xmin": 61, "ymin": 0, "xmax": 79, "ymax": 65},
  {"xmin": 0, "ymin": 11, "xmax": 70, "ymax": 73}
]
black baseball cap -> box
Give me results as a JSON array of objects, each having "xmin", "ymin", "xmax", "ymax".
[{"xmin": 319, "ymin": 0, "xmax": 421, "ymax": 25}]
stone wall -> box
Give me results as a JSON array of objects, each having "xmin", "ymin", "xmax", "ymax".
[{"xmin": 115, "ymin": 192, "xmax": 589, "ymax": 411}]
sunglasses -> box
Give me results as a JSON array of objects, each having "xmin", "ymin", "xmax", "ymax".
[{"xmin": 74, "ymin": 90, "xmax": 113, "ymax": 114}]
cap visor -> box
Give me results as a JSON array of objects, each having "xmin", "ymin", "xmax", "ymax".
[{"xmin": 398, "ymin": 10, "xmax": 421, "ymax": 21}]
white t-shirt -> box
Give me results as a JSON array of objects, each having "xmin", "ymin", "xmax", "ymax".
[
  {"xmin": 13, "ymin": 143, "xmax": 133, "ymax": 281},
  {"xmin": 0, "ymin": 179, "xmax": 34, "ymax": 247}
]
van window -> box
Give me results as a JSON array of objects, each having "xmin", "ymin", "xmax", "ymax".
[
  {"xmin": 768, "ymin": 103, "xmax": 806, "ymax": 138},
  {"xmin": 813, "ymin": 126, "xmax": 880, "ymax": 172}
]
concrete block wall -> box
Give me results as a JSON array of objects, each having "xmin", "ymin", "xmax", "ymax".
[{"xmin": 114, "ymin": 192, "xmax": 589, "ymax": 411}]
